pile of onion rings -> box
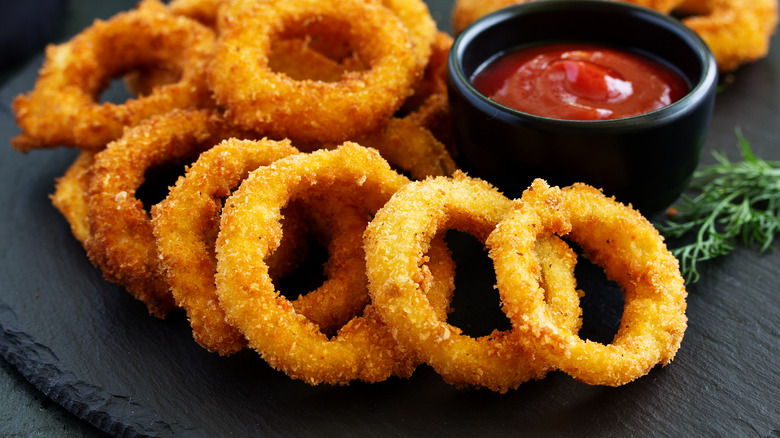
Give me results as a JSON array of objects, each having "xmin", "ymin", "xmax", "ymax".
[
  {"xmin": 451, "ymin": 0, "xmax": 778, "ymax": 71},
  {"xmin": 25, "ymin": 0, "xmax": 454, "ymax": 315},
  {"xmin": 19, "ymin": 0, "xmax": 688, "ymax": 390},
  {"xmin": 13, "ymin": 0, "xmax": 454, "ymax": 161},
  {"xmin": 50, "ymin": 139, "xmax": 688, "ymax": 387}
]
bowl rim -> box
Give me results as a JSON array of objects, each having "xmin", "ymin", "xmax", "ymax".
[{"xmin": 448, "ymin": 0, "xmax": 718, "ymax": 130}]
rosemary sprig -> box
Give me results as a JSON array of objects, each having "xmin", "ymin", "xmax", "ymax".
[{"xmin": 659, "ymin": 129, "xmax": 780, "ymax": 283}]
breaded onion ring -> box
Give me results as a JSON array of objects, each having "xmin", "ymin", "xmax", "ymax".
[
  {"xmin": 215, "ymin": 144, "xmax": 455, "ymax": 384},
  {"xmin": 150, "ymin": 138, "xmax": 299, "ymax": 354},
  {"xmin": 677, "ymin": 0, "xmax": 779, "ymax": 72},
  {"xmin": 364, "ymin": 174, "xmax": 582, "ymax": 393},
  {"xmin": 11, "ymin": 0, "xmax": 215, "ymax": 152},
  {"xmin": 152, "ymin": 139, "xmax": 391, "ymax": 354},
  {"xmin": 209, "ymin": 0, "xmax": 421, "ymax": 143},
  {"xmin": 488, "ymin": 179, "xmax": 687, "ymax": 386},
  {"xmin": 294, "ymin": 34, "xmax": 458, "ymax": 183},
  {"xmin": 86, "ymin": 109, "xmax": 251, "ymax": 317}
]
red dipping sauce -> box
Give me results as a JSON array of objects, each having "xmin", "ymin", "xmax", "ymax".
[{"xmin": 471, "ymin": 43, "xmax": 690, "ymax": 120}]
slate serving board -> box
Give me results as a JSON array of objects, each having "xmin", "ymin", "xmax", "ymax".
[{"xmin": 1, "ymin": 0, "xmax": 779, "ymax": 436}]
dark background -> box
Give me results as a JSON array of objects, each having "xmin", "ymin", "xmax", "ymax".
[{"xmin": 1, "ymin": 0, "xmax": 778, "ymax": 437}]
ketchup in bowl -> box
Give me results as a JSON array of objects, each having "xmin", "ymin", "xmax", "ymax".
[{"xmin": 471, "ymin": 43, "xmax": 690, "ymax": 120}]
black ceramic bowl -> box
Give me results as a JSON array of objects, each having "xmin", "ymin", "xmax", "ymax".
[{"xmin": 447, "ymin": 0, "xmax": 718, "ymax": 216}]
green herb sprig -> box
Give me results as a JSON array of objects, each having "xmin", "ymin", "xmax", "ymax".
[{"xmin": 659, "ymin": 129, "xmax": 780, "ymax": 284}]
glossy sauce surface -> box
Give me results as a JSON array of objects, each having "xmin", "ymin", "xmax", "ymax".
[{"xmin": 471, "ymin": 43, "xmax": 690, "ymax": 120}]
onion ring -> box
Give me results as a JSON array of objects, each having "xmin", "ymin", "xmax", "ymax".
[
  {"xmin": 11, "ymin": 0, "xmax": 215, "ymax": 152},
  {"xmin": 364, "ymin": 173, "xmax": 582, "ymax": 392},
  {"xmin": 677, "ymin": 0, "xmax": 779, "ymax": 72},
  {"xmin": 209, "ymin": 0, "xmax": 421, "ymax": 143},
  {"xmin": 215, "ymin": 143, "xmax": 455, "ymax": 384},
  {"xmin": 295, "ymin": 38, "xmax": 458, "ymax": 183},
  {"xmin": 150, "ymin": 138, "xmax": 300, "ymax": 354},
  {"xmin": 488, "ymin": 179, "xmax": 687, "ymax": 386},
  {"xmin": 86, "ymin": 109, "xmax": 250, "ymax": 317},
  {"xmin": 151, "ymin": 139, "xmax": 390, "ymax": 354}
]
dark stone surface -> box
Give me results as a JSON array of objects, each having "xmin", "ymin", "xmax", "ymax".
[{"xmin": 1, "ymin": 0, "xmax": 778, "ymax": 437}]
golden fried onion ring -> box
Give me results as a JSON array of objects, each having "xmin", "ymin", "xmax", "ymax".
[
  {"xmin": 215, "ymin": 143, "xmax": 455, "ymax": 384},
  {"xmin": 86, "ymin": 109, "xmax": 250, "ymax": 317},
  {"xmin": 488, "ymin": 179, "xmax": 687, "ymax": 386},
  {"xmin": 152, "ymin": 139, "xmax": 396, "ymax": 354},
  {"xmin": 150, "ymin": 138, "xmax": 299, "ymax": 354},
  {"xmin": 209, "ymin": 0, "xmax": 421, "ymax": 143},
  {"xmin": 677, "ymin": 0, "xmax": 779, "ymax": 72},
  {"xmin": 364, "ymin": 174, "xmax": 582, "ymax": 393},
  {"xmin": 12, "ymin": 0, "xmax": 215, "ymax": 151}
]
